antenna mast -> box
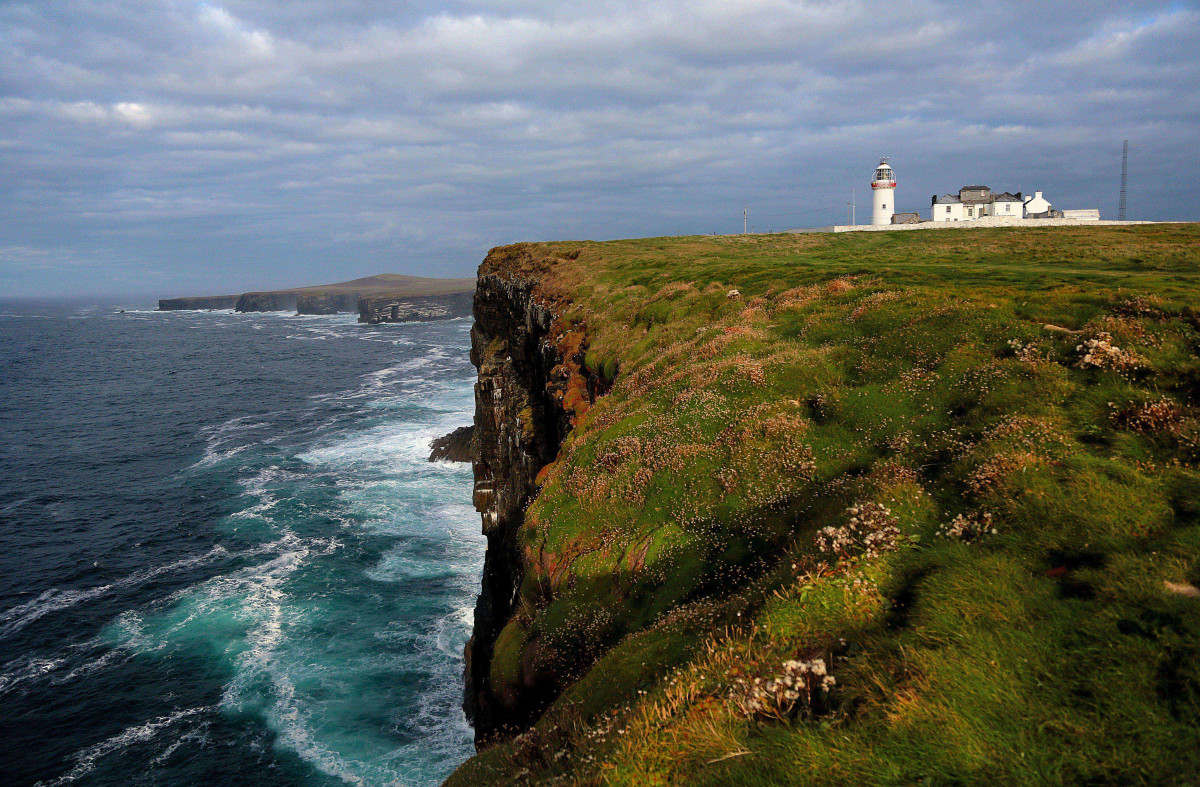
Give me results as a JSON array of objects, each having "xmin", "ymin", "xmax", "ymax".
[{"xmin": 1118, "ymin": 140, "xmax": 1128, "ymax": 221}]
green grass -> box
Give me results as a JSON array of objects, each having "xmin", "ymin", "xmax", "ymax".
[{"xmin": 447, "ymin": 224, "xmax": 1200, "ymax": 785}]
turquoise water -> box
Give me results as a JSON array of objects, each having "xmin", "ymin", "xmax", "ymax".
[{"xmin": 0, "ymin": 303, "xmax": 481, "ymax": 785}]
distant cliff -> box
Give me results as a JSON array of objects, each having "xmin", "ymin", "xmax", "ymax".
[
  {"xmin": 157, "ymin": 295, "xmax": 239, "ymax": 310},
  {"xmin": 158, "ymin": 273, "xmax": 474, "ymax": 318},
  {"xmin": 358, "ymin": 291, "xmax": 474, "ymax": 324},
  {"xmin": 234, "ymin": 292, "xmax": 298, "ymax": 312}
]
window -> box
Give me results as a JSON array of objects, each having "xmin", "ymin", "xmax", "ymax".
[
  {"xmin": 882, "ymin": 203, "xmax": 887, "ymax": 209},
  {"xmin": 945, "ymin": 205, "xmax": 951, "ymax": 213}
]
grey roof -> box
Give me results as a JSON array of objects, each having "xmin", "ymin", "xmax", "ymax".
[
  {"xmin": 992, "ymin": 191, "xmax": 1022, "ymax": 202},
  {"xmin": 958, "ymin": 185, "xmax": 993, "ymax": 204},
  {"xmin": 933, "ymin": 194, "xmax": 961, "ymax": 204}
]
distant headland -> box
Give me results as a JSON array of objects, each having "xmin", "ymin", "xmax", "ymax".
[{"xmin": 158, "ymin": 273, "xmax": 475, "ymax": 324}]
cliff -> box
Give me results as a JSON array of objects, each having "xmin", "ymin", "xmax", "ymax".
[
  {"xmin": 358, "ymin": 291, "xmax": 474, "ymax": 324},
  {"xmin": 235, "ymin": 291, "xmax": 298, "ymax": 312},
  {"xmin": 464, "ymin": 255, "xmax": 578, "ymax": 741},
  {"xmin": 156, "ymin": 295, "xmax": 239, "ymax": 310},
  {"xmin": 297, "ymin": 292, "xmax": 361, "ymax": 315},
  {"xmin": 450, "ymin": 225, "xmax": 1200, "ymax": 784}
]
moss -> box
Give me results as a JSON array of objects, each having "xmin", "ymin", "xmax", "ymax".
[{"xmin": 489, "ymin": 618, "xmax": 528, "ymax": 696}]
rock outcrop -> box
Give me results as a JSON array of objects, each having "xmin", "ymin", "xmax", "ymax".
[
  {"xmin": 357, "ymin": 291, "xmax": 474, "ymax": 324},
  {"xmin": 429, "ymin": 426, "xmax": 474, "ymax": 463}
]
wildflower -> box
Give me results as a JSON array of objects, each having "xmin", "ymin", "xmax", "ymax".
[
  {"xmin": 817, "ymin": 502, "xmax": 901, "ymax": 558},
  {"xmin": 729, "ymin": 657, "xmax": 835, "ymax": 719},
  {"xmin": 1075, "ymin": 331, "xmax": 1142, "ymax": 374},
  {"xmin": 938, "ymin": 511, "xmax": 997, "ymax": 541}
]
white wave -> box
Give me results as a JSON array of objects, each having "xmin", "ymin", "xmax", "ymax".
[
  {"xmin": 365, "ymin": 550, "xmax": 458, "ymax": 583},
  {"xmin": 0, "ymin": 655, "xmax": 67, "ymax": 695},
  {"xmin": 0, "ymin": 495, "xmax": 33, "ymax": 513},
  {"xmin": 38, "ymin": 706, "xmax": 213, "ymax": 786},
  {"xmin": 52, "ymin": 647, "xmax": 131, "ymax": 686},
  {"xmin": 192, "ymin": 412, "xmax": 289, "ymax": 469},
  {"xmin": 0, "ymin": 544, "xmax": 231, "ymax": 639},
  {"xmin": 150, "ymin": 722, "xmax": 211, "ymax": 766}
]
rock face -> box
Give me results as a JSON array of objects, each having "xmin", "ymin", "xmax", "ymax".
[
  {"xmin": 358, "ymin": 291, "xmax": 474, "ymax": 324},
  {"xmin": 428, "ymin": 426, "xmax": 475, "ymax": 463},
  {"xmin": 157, "ymin": 295, "xmax": 239, "ymax": 310},
  {"xmin": 235, "ymin": 292, "xmax": 299, "ymax": 312},
  {"xmin": 296, "ymin": 293, "xmax": 361, "ymax": 315},
  {"xmin": 464, "ymin": 270, "xmax": 572, "ymax": 744}
]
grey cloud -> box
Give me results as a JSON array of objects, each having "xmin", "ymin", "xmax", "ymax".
[{"xmin": 1, "ymin": 0, "xmax": 1197, "ymax": 297}]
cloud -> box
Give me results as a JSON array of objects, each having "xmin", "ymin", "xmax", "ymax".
[{"xmin": 0, "ymin": 0, "xmax": 1197, "ymax": 296}]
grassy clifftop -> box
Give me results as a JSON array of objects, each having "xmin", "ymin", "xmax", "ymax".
[{"xmin": 451, "ymin": 225, "xmax": 1200, "ymax": 784}]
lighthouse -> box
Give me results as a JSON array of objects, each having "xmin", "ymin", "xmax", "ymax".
[{"xmin": 871, "ymin": 158, "xmax": 896, "ymax": 225}]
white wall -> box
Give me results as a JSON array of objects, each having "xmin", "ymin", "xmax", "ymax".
[
  {"xmin": 872, "ymin": 187, "xmax": 895, "ymax": 225},
  {"xmin": 993, "ymin": 200, "xmax": 1021, "ymax": 217},
  {"xmin": 1024, "ymin": 191, "xmax": 1051, "ymax": 215},
  {"xmin": 932, "ymin": 202, "xmax": 964, "ymax": 222}
]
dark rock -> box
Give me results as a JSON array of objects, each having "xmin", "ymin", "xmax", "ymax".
[{"xmin": 429, "ymin": 426, "xmax": 474, "ymax": 462}]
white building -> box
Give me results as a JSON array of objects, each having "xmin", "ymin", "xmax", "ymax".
[
  {"xmin": 932, "ymin": 186, "xmax": 1026, "ymax": 222},
  {"xmin": 1023, "ymin": 190, "xmax": 1051, "ymax": 217},
  {"xmin": 871, "ymin": 158, "xmax": 896, "ymax": 225}
]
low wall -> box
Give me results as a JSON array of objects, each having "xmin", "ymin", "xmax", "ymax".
[{"xmin": 790, "ymin": 217, "xmax": 1158, "ymax": 234}]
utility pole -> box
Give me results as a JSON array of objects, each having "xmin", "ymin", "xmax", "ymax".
[
  {"xmin": 846, "ymin": 189, "xmax": 857, "ymax": 226},
  {"xmin": 743, "ymin": 208, "xmax": 748, "ymax": 234},
  {"xmin": 1118, "ymin": 139, "xmax": 1128, "ymax": 221}
]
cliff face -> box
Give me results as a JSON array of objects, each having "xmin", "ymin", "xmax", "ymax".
[
  {"xmin": 465, "ymin": 270, "xmax": 571, "ymax": 743},
  {"xmin": 235, "ymin": 292, "xmax": 299, "ymax": 312},
  {"xmin": 296, "ymin": 292, "xmax": 361, "ymax": 315},
  {"xmin": 357, "ymin": 291, "xmax": 474, "ymax": 324}
]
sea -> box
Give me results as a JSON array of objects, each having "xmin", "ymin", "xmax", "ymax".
[{"xmin": 0, "ymin": 299, "xmax": 483, "ymax": 786}]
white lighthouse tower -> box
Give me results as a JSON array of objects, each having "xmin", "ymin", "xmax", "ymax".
[{"xmin": 871, "ymin": 158, "xmax": 896, "ymax": 225}]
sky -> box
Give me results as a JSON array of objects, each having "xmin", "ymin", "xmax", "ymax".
[{"xmin": 2, "ymin": 1, "xmax": 1198, "ymax": 297}]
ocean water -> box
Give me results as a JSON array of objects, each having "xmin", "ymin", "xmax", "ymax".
[{"xmin": 0, "ymin": 300, "xmax": 482, "ymax": 786}]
